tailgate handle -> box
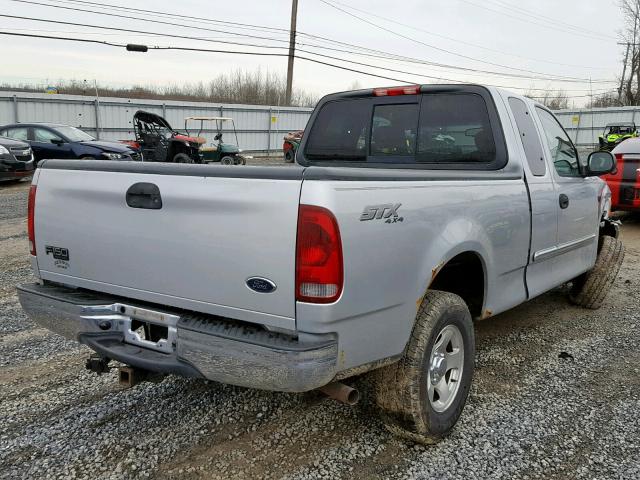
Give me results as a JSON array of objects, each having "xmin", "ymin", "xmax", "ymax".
[{"xmin": 126, "ymin": 183, "xmax": 162, "ymax": 209}]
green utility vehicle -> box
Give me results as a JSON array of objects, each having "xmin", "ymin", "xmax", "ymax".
[
  {"xmin": 598, "ymin": 122, "xmax": 638, "ymax": 151},
  {"xmin": 184, "ymin": 117, "xmax": 247, "ymax": 165}
]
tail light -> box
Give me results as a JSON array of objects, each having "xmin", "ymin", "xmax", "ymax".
[
  {"xmin": 373, "ymin": 85, "xmax": 420, "ymax": 96},
  {"xmin": 27, "ymin": 185, "xmax": 36, "ymax": 255},
  {"xmin": 296, "ymin": 205, "xmax": 343, "ymax": 303}
]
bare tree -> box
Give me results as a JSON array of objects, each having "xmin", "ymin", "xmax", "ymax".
[
  {"xmin": 587, "ymin": 91, "xmax": 621, "ymax": 108},
  {"xmin": 525, "ymin": 89, "xmax": 569, "ymax": 110},
  {"xmin": 619, "ymin": 0, "xmax": 640, "ymax": 105},
  {"xmin": 0, "ymin": 70, "xmax": 319, "ymax": 107}
]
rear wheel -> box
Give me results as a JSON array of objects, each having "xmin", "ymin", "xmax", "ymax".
[
  {"xmin": 570, "ymin": 236, "xmax": 624, "ymax": 309},
  {"xmin": 220, "ymin": 155, "xmax": 234, "ymax": 165},
  {"xmin": 369, "ymin": 290, "xmax": 475, "ymax": 444}
]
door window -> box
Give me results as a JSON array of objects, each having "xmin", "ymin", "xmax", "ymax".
[
  {"xmin": 33, "ymin": 128, "xmax": 63, "ymax": 143},
  {"xmin": 1, "ymin": 127, "xmax": 29, "ymax": 141},
  {"xmin": 536, "ymin": 107, "xmax": 580, "ymax": 177}
]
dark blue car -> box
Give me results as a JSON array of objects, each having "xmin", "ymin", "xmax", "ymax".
[{"xmin": 0, "ymin": 123, "xmax": 141, "ymax": 165}]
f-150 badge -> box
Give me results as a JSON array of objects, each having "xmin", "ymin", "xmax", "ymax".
[
  {"xmin": 45, "ymin": 245, "xmax": 70, "ymax": 269},
  {"xmin": 45, "ymin": 245, "xmax": 69, "ymax": 261},
  {"xmin": 360, "ymin": 204, "xmax": 404, "ymax": 223}
]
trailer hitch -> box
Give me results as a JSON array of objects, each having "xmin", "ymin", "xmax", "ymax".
[{"xmin": 85, "ymin": 354, "xmax": 111, "ymax": 375}]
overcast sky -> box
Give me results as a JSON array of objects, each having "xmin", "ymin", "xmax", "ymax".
[{"xmin": 0, "ymin": 0, "xmax": 625, "ymax": 106}]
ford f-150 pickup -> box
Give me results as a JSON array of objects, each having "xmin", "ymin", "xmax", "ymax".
[{"xmin": 17, "ymin": 84, "xmax": 625, "ymax": 444}]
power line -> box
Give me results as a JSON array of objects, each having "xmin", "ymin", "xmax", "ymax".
[
  {"xmin": 0, "ymin": 13, "xmax": 618, "ymax": 89},
  {"xmin": 9, "ymin": 0, "xmax": 617, "ymax": 85},
  {"xmin": 55, "ymin": 0, "xmax": 290, "ymax": 34},
  {"xmin": 0, "ymin": 30, "xmax": 616, "ymax": 99},
  {"xmin": 0, "ymin": 14, "xmax": 290, "ymax": 51},
  {"xmin": 320, "ymin": 0, "xmax": 615, "ymax": 70},
  {"xmin": 483, "ymin": 0, "xmax": 617, "ymax": 40},
  {"xmin": 459, "ymin": 0, "xmax": 617, "ymax": 42},
  {"xmin": 317, "ymin": 0, "xmax": 614, "ymax": 82},
  {"xmin": 8, "ymin": 0, "xmax": 293, "ymax": 44}
]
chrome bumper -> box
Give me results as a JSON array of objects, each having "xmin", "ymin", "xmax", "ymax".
[{"xmin": 17, "ymin": 283, "xmax": 338, "ymax": 392}]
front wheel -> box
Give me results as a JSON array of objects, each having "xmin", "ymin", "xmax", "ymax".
[
  {"xmin": 220, "ymin": 155, "xmax": 234, "ymax": 165},
  {"xmin": 369, "ymin": 290, "xmax": 475, "ymax": 444},
  {"xmin": 172, "ymin": 153, "xmax": 194, "ymax": 164}
]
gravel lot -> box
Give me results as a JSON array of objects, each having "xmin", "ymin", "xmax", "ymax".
[{"xmin": 1, "ymin": 169, "xmax": 639, "ymax": 480}]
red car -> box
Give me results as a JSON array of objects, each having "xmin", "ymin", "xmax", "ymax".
[{"xmin": 604, "ymin": 139, "xmax": 640, "ymax": 211}]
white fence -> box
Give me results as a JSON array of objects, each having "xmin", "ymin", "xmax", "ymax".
[
  {"xmin": 555, "ymin": 106, "xmax": 640, "ymax": 148},
  {"xmin": 0, "ymin": 91, "xmax": 313, "ymax": 153},
  {"xmin": 3, "ymin": 91, "xmax": 636, "ymax": 151}
]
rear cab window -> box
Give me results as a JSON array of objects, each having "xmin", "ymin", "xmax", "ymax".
[{"xmin": 301, "ymin": 86, "xmax": 507, "ymax": 170}]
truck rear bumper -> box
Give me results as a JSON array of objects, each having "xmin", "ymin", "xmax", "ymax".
[{"xmin": 17, "ymin": 283, "xmax": 338, "ymax": 392}]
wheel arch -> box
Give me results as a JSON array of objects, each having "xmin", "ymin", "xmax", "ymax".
[{"xmin": 427, "ymin": 248, "xmax": 488, "ymax": 319}]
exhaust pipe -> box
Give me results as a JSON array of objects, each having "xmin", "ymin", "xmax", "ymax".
[{"xmin": 318, "ymin": 382, "xmax": 360, "ymax": 405}]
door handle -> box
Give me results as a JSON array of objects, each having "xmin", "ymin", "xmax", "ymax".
[
  {"xmin": 559, "ymin": 194, "xmax": 569, "ymax": 209},
  {"xmin": 126, "ymin": 182, "xmax": 162, "ymax": 209}
]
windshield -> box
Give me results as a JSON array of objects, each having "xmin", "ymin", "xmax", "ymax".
[{"xmin": 53, "ymin": 126, "xmax": 95, "ymax": 142}]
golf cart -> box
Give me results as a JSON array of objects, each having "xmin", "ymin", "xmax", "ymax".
[
  {"xmin": 184, "ymin": 117, "xmax": 247, "ymax": 165},
  {"xmin": 133, "ymin": 110, "xmax": 204, "ymax": 163},
  {"xmin": 598, "ymin": 122, "xmax": 638, "ymax": 151}
]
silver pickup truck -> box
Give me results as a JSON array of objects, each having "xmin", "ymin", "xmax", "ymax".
[{"xmin": 18, "ymin": 84, "xmax": 624, "ymax": 444}]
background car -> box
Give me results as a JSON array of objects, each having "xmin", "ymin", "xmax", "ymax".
[
  {"xmin": 603, "ymin": 138, "xmax": 640, "ymax": 212},
  {"xmin": 0, "ymin": 136, "xmax": 35, "ymax": 182},
  {"xmin": 0, "ymin": 123, "xmax": 141, "ymax": 165}
]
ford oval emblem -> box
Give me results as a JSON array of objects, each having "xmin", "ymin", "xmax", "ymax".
[{"xmin": 246, "ymin": 277, "xmax": 277, "ymax": 293}]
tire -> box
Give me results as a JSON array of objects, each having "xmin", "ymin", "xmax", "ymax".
[
  {"xmin": 220, "ymin": 156, "xmax": 234, "ymax": 165},
  {"xmin": 369, "ymin": 290, "xmax": 475, "ymax": 444},
  {"xmin": 172, "ymin": 153, "xmax": 194, "ymax": 164},
  {"xmin": 80, "ymin": 155, "xmax": 96, "ymax": 160},
  {"xmin": 570, "ymin": 236, "xmax": 624, "ymax": 309},
  {"xmin": 284, "ymin": 150, "xmax": 295, "ymax": 163}
]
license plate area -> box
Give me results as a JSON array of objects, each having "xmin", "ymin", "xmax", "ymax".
[{"xmin": 116, "ymin": 304, "xmax": 179, "ymax": 354}]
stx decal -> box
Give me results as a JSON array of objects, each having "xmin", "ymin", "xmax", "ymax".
[{"xmin": 360, "ymin": 203, "xmax": 404, "ymax": 223}]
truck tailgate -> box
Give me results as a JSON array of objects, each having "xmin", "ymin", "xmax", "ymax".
[{"xmin": 34, "ymin": 162, "xmax": 303, "ymax": 329}]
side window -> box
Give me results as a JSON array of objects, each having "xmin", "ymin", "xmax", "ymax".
[
  {"xmin": 417, "ymin": 93, "xmax": 496, "ymax": 164},
  {"xmin": 33, "ymin": 128, "xmax": 63, "ymax": 143},
  {"xmin": 535, "ymin": 107, "xmax": 580, "ymax": 178},
  {"xmin": 508, "ymin": 98, "xmax": 546, "ymax": 176},
  {"xmin": 370, "ymin": 103, "xmax": 418, "ymax": 156},
  {"xmin": 2, "ymin": 127, "xmax": 29, "ymax": 141}
]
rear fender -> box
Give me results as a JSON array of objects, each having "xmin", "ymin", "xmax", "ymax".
[{"xmin": 418, "ymin": 219, "xmax": 491, "ymax": 313}]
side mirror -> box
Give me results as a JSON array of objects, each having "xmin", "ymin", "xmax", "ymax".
[
  {"xmin": 586, "ymin": 151, "xmax": 616, "ymax": 176},
  {"xmin": 50, "ymin": 138, "xmax": 65, "ymax": 146}
]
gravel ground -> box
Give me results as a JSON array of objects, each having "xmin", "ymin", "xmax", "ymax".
[{"xmin": 1, "ymin": 169, "xmax": 639, "ymax": 480}]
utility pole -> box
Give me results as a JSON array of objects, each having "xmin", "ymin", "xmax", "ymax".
[
  {"xmin": 618, "ymin": 42, "xmax": 631, "ymax": 104},
  {"xmin": 285, "ymin": 0, "xmax": 299, "ymax": 106}
]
